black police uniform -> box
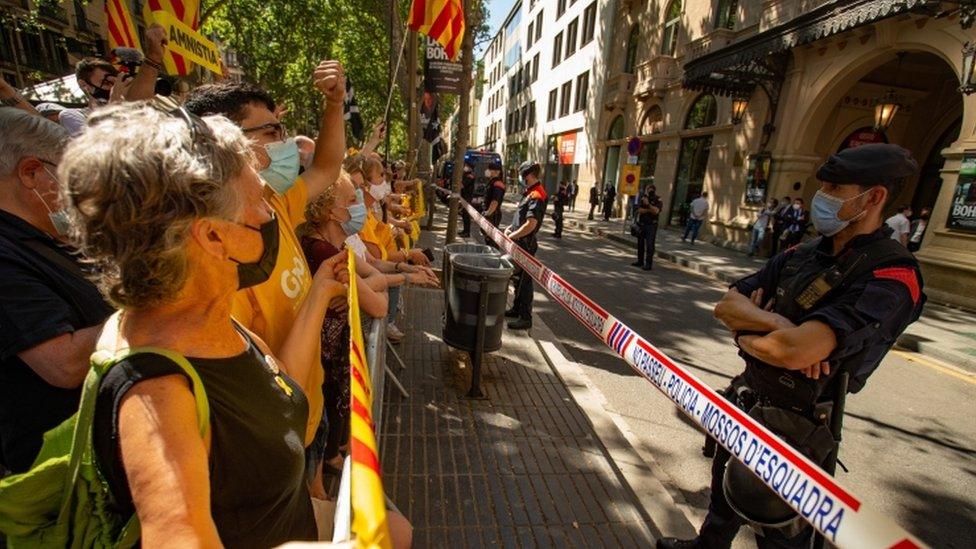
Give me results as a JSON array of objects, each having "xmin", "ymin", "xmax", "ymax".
[
  {"xmin": 694, "ymin": 226, "xmax": 925, "ymax": 549},
  {"xmin": 552, "ymin": 186, "xmax": 568, "ymax": 238},
  {"xmin": 635, "ymin": 191, "xmax": 663, "ymax": 269},
  {"xmin": 459, "ymin": 169, "xmax": 476, "ymax": 236},
  {"xmin": 509, "ymin": 182, "xmax": 548, "ymax": 323},
  {"xmin": 482, "ymin": 176, "xmax": 507, "ymax": 248}
]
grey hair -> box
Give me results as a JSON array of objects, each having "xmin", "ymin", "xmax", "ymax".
[
  {"xmin": 59, "ymin": 102, "xmax": 254, "ymax": 309},
  {"xmin": 0, "ymin": 107, "xmax": 70, "ymax": 175}
]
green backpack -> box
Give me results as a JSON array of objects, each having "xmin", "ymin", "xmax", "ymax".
[{"xmin": 0, "ymin": 313, "xmax": 210, "ymax": 548}]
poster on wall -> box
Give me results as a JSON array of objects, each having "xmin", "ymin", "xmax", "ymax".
[
  {"xmin": 557, "ymin": 132, "xmax": 577, "ymax": 165},
  {"xmin": 745, "ymin": 152, "xmax": 771, "ymax": 205},
  {"xmin": 947, "ymin": 149, "xmax": 976, "ymax": 233}
]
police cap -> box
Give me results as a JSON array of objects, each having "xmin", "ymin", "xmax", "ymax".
[
  {"xmin": 518, "ymin": 161, "xmax": 541, "ymax": 178},
  {"xmin": 816, "ymin": 144, "xmax": 919, "ymax": 186}
]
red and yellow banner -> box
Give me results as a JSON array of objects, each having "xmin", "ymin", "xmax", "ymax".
[
  {"xmin": 141, "ymin": 0, "xmax": 215, "ymax": 76},
  {"xmin": 347, "ymin": 249, "xmax": 392, "ymax": 549},
  {"xmin": 105, "ymin": 0, "xmax": 142, "ymax": 52},
  {"xmin": 408, "ymin": 0, "xmax": 465, "ymax": 61}
]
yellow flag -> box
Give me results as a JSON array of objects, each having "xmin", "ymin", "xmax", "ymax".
[{"xmin": 347, "ymin": 249, "xmax": 392, "ymax": 549}]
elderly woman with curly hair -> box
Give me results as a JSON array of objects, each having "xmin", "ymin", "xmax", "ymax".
[{"xmin": 60, "ymin": 103, "xmax": 345, "ymax": 547}]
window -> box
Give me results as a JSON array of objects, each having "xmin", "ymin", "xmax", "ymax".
[
  {"xmin": 582, "ymin": 2, "xmax": 597, "ymax": 45},
  {"xmin": 521, "ymin": 106, "xmax": 529, "ymax": 131},
  {"xmin": 516, "ymin": 66, "xmax": 524, "ymax": 92},
  {"xmin": 639, "ymin": 105, "xmax": 664, "ymax": 134},
  {"xmin": 608, "ymin": 116, "xmax": 625, "ymax": 140},
  {"xmin": 685, "ymin": 94, "xmax": 718, "ymax": 129},
  {"xmin": 557, "ymin": 0, "xmax": 567, "ymax": 18},
  {"xmin": 715, "ymin": 0, "xmax": 737, "ymax": 30},
  {"xmin": 565, "ymin": 18, "xmax": 579, "ymax": 58},
  {"xmin": 552, "ymin": 32, "xmax": 563, "ymax": 67},
  {"xmin": 528, "ymin": 101, "xmax": 536, "ymax": 128},
  {"xmin": 536, "ymin": 11, "xmax": 543, "ymax": 40},
  {"xmin": 548, "ymin": 89, "xmax": 558, "ymax": 121},
  {"xmin": 527, "ymin": 22, "xmax": 534, "ymax": 49},
  {"xmin": 560, "ymin": 80, "xmax": 572, "ymax": 117},
  {"xmin": 574, "ymin": 71, "xmax": 589, "ymax": 112},
  {"xmin": 532, "ymin": 53, "xmax": 540, "ymax": 82},
  {"xmin": 624, "ymin": 24, "xmax": 639, "ymax": 73},
  {"xmin": 662, "ymin": 0, "xmax": 681, "ymax": 56}
]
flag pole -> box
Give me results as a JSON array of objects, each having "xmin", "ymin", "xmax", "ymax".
[{"xmin": 445, "ymin": 0, "xmax": 474, "ymax": 244}]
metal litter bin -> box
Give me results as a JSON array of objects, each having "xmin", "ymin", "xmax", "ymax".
[
  {"xmin": 442, "ymin": 243, "xmax": 498, "ymax": 311},
  {"xmin": 443, "ymin": 253, "xmax": 513, "ymax": 396}
]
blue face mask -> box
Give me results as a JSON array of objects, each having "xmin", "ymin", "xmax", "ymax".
[
  {"xmin": 340, "ymin": 191, "xmax": 368, "ymax": 236},
  {"xmin": 261, "ymin": 138, "xmax": 300, "ymax": 194},
  {"xmin": 810, "ymin": 189, "xmax": 869, "ymax": 237}
]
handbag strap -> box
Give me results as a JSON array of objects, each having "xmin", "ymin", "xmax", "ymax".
[{"xmin": 57, "ymin": 311, "xmax": 211, "ymax": 538}]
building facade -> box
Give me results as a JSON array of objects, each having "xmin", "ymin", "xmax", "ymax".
[
  {"xmin": 1, "ymin": 0, "xmax": 108, "ymax": 90},
  {"xmin": 474, "ymin": 0, "xmax": 610, "ymax": 191},
  {"xmin": 594, "ymin": 0, "xmax": 976, "ymax": 309}
]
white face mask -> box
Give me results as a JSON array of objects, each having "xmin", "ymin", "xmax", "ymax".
[
  {"xmin": 34, "ymin": 167, "xmax": 71, "ymax": 236},
  {"xmin": 369, "ymin": 180, "xmax": 392, "ymax": 201}
]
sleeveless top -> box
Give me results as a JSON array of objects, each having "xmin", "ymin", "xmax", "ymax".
[{"xmin": 93, "ymin": 327, "xmax": 316, "ymax": 548}]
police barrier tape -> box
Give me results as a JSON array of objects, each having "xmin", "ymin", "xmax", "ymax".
[{"xmin": 433, "ymin": 186, "xmax": 924, "ymax": 549}]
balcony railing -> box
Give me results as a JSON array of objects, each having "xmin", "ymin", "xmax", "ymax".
[
  {"xmin": 603, "ymin": 72, "xmax": 634, "ymax": 110},
  {"xmin": 684, "ymin": 29, "xmax": 737, "ymax": 62},
  {"xmin": 633, "ymin": 56, "xmax": 680, "ymax": 99},
  {"xmin": 38, "ymin": 2, "xmax": 68, "ymax": 24}
]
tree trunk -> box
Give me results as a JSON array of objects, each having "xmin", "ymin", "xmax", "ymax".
[{"xmin": 445, "ymin": 0, "xmax": 474, "ymax": 244}]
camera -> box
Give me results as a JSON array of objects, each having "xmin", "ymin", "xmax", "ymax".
[{"xmin": 112, "ymin": 47, "xmax": 145, "ymax": 75}]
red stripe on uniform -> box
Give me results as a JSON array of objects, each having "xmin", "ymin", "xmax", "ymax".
[
  {"xmin": 873, "ymin": 267, "xmax": 920, "ymax": 304},
  {"xmin": 888, "ymin": 540, "xmax": 921, "ymax": 549},
  {"xmin": 351, "ymin": 436, "xmax": 381, "ymax": 473}
]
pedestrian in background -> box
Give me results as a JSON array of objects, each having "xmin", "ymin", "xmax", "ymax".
[
  {"xmin": 781, "ymin": 197, "xmax": 808, "ymax": 248},
  {"xmin": 568, "ymin": 179, "xmax": 579, "ymax": 211},
  {"xmin": 908, "ymin": 206, "xmax": 931, "ymax": 252},
  {"xmin": 747, "ymin": 198, "xmax": 778, "ymax": 257},
  {"xmin": 631, "ymin": 185, "xmax": 663, "ymax": 270},
  {"xmin": 602, "ymin": 183, "xmax": 616, "ymax": 221},
  {"xmin": 682, "ymin": 191, "xmax": 709, "ymax": 243},
  {"xmin": 769, "ymin": 194, "xmax": 792, "ymax": 256},
  {"xmin": 885, "ymin": 204, "xmax": 912, "ymax": 247},
  {"xmin": 588, "ymin": 184, "xmax": 600, "ymax": 220},
  {"xmin": 552, "ymin": 180, "xmax": 568, "ymax": 238}
]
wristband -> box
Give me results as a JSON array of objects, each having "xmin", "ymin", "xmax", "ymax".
[{"xmin": 143, "ymin": 57, "xmax": 164, "ymax": 72}]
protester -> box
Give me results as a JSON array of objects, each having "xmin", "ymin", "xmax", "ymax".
[
  {"xmin": 588, "ymin": 184, "xmax": 600, "ymax": 220},
  {"xmin": 552, "ymin": 180, "xmax": 568, "ymax": 238},
  {"xmin": 301, "ymin": 173, "xmax": 389, "ymax": 492},
  {"xmin": 184, "ymin": 64, "xmax": 347, "ymax": 472},
  {"xmin": 632, "ymin": 184, "xmax": 663, "ymax": 270},
  {"xmin": 34, "ymin": 103, "xmax": 65, "ymax": 123},
  {"xmin": 748, "ymin": 198, "xmax": 778, "ymax": 257},
  {"xmin": 885, "ymin": 204, "xmax": 913, "ymax": 246},
  {"xmin": 908, "ymin": 206, "xmax": 931, "ymax": 252},
  {"xmin": 567, "ymin": 179, "xmax": 579, "ymax": 212},
  {"xmin": 602, "ymin": 183, "xmax": 616, "ymax": 221},
  {"xmin": 769, "ymin": 194, "xmax": 792, "ymax": 256},
  {"xmin": 59, "ymin": 24, "xmax": 169, "ymax": 136},
  {"xmin": 781, "ymin": 197, "xmax": 808, "ymax": 248},
  {"xmin": 0, "ymin": 109, "xmax": 113, "ymax": 474},
  {"xmin": 682, "ymin": 191, "xmax": 709, "ymax": 243},
  {"xmin": 63, "ymin": 103, "xmax": 330, "ymax": 546}
]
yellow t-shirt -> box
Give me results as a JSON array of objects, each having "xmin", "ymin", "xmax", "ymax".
[
  {"xmin": 231, "ymin": 177, "xmax": 323, "ymax": 445},
  {"xmin": 360, "ymin": 210, "xmax": 390, "ymax": 261}
]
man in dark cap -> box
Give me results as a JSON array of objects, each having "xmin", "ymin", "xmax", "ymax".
[
  {"xmin": 658, "ymin": 144, "xmax": 925, "ymax": 549},
  {"xmin": 505, "ymin": 161, "xmax": 547, "ymax": 330}
]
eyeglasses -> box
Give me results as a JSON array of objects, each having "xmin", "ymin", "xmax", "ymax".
[
  {"xmin": 241, "ymin": 121, "xmax": 286, "ymax": 141},
  {"xmin": 168, "ymin": 107, "xmax": 215, "ymax": 157}
]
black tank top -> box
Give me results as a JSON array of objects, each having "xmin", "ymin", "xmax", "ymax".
[{"xmin": 93, "ymin": 329, "xmax": 317, "ymax": 547}]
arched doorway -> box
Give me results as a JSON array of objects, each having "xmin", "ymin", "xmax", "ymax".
[
  {"xmin": 602, "ymin": 116, "xmax": 625, "ymax": 194},
  {"xmin": 915, "ymin": 117, "xmax": 962, "ymax": 215},
  {"xmin": 670, "ymin": 94, "xmax": 717, "ymax": 225},
  {"xmin": 638, "ymin": 105, "xmax": 664, "ymax": 191}
]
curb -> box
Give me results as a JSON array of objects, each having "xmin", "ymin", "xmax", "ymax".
[
  {"xmin": 527, "ymin": 312, "xmax": 700, "ymax": 541},
  {"xmin": 565, "ymin": 217, "xmax": 976, "ymax": 374}
]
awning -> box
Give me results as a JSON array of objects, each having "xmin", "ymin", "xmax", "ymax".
[{"xmin": 683, "ymin": 0, "xmax": 929, "ymax": 95}]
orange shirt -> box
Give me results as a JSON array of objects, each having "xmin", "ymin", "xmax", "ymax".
[{"xmin": 231, "ymin": 177, "xmax": 322, "ymax": 445}]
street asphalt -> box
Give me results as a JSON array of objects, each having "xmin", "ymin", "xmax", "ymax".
[{"xmin": 500, "ymin": 219, "xmax": 976, "ymax": 548}]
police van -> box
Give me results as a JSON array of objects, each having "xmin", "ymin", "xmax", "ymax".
[{"xmin": 433, "ymin": 150, "xmax": 503, "ymax": 208}]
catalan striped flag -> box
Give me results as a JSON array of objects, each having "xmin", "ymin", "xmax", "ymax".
[
  {"xmin": 105, "ymin": 0, "xmax": 142, "ymax": 52},
  {"xmin": 408, "ymin": 0, "xmax": 465, "ymax": 61},
  {"xmin": 347, "ymin": 249, "xmax": 392, "ymax": 549},
  {"xmin": 142, "ymin": 0, "xmax": 201, "ymax": 76}
]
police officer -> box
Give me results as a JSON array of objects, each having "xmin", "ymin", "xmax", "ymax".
[
  {"xmin": 482, "ymin": 160, "xmax": 507, "ymax": 248},
  {"xmin": 459, "ymin": 160, "xmax": 476, "ymax": 237},
  {"xmin": 658, "ymin": 144, "xmax": 926, "ymax": 549},
  {"xmin": 552, "ymin": 180, "xmax": 568, "ymax": 238},
  {"xmin": 504, "ymin": 161, "xmax": 548, "ymax": 330},
  {"xmin": 632, "ymin": 184, "xmax": 663, "ymax": 270}
]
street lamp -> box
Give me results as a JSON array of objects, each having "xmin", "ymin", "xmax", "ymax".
[
  {"xmin": 961, "ymin": 41, "xmax": 976, "ymax": 95},
  {"xmin": 730, "ymin": 93, "xmax": 750, "ymax": 125},
  {"xmin": 873, "ymin": 88, "xmax": 900, "ymax": 133}
]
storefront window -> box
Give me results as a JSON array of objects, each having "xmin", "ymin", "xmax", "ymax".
[
  {"xmin": 685, "ymin": 94, "xmax": 717, "ymax": 129},
  {"xmin": 745, "ymin": 152, "xmax": 771, "ymax": 205},
  {"xmin": 670, "ymin": 136, "xmax": 712, "ymax": 225}
]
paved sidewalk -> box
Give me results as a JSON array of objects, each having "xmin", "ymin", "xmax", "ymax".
[
  {"xmin": 561, "ymin": 207, "xmax": 976, "ymax": 374},
  {"xmin": 377, "ymin": 230, "xmax": 657, "ymax": 547}
]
